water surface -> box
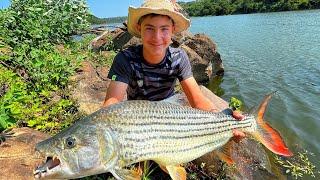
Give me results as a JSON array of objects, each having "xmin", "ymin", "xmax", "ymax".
[{"xmin": 190, "ymin": 10, "xmax": 320, "ymax": 172}]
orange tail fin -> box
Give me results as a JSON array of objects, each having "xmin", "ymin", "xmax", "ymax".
[{"xmin": 251, "ymin": 93, "xmax": 293, "ymax": 157}]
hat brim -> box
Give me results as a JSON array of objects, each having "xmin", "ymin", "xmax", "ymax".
[{"xmin": 127, "ymin": 6, "xmax": 190, "ymax": 38}]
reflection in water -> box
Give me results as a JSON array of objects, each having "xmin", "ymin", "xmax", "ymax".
[{"xmin": 207, "ymin": 76, "xmax": 225, "ymax": 97}]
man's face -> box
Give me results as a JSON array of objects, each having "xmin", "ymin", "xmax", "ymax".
[{"xmin": 137, "ymin": 15, "xmax": 175, "ymax": 62}]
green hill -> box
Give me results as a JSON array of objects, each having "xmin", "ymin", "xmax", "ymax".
[
  {"xmin": 179, "ymin": 0, "xmax": 320, "ymax": 16},
  {"xmin": 88, "ymin": 14, "xmax": 127, "ymax": 25}
]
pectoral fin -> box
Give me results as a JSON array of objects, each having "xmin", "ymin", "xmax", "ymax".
[
  {"xmin": 111, "ymin": 166, "xmax": 142, "ymax": 180},
  {"xmin": 166, "ymin": 165, "xmax": 187, "ymax": 180}
]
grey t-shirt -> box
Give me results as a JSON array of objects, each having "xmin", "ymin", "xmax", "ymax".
[{"xmin": 107, "ymin": 45, "xmax": 193, "ymax": 101}]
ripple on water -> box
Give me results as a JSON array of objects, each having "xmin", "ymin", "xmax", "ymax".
[{"xmin": 192, "ymin": 10, "xmax": 320, "ymax": 169}]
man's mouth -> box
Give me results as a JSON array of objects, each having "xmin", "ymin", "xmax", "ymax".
[
  {"xmin": 34, "ymin": 156, "xmax": 61, "ymax": 178},
  {"xmin": 150, "ymin": 43, "xmax": 163, "ymax": 47}
]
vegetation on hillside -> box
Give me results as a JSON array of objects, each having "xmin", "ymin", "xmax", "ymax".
[
  {"xmin": 0, "ymin": 0, "xmax": 93, "ymax": 133},
  {"xmin": 179, "ymin": 0, "xmax": 320, "ymax": 16},
  {"xmin": 88, "ymin": 14, "xmax": 127, "ymax": 25}
]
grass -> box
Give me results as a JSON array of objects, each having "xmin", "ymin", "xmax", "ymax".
[{"xmin": 274, "ymin": 149, "xmax": 320, "ymax": 179}]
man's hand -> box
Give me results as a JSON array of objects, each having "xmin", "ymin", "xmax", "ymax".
[
  {"xmin": 232, "ymin": 110, "xmax": 245, "ymax": 120},
  {"xmin": 232, "ymin": 110, "xmax": 246, "ymax": 140}
]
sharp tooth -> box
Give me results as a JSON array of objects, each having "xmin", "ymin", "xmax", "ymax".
[
  {"xmin": 33, "ymin": 170, "xmax": 39, "ymax": 175},
  {"xmin": 35, "ymin": 173, "xmax": 40, "ymax": 179},
  {"xmin": 34, "ymin": 151, "xmax": 41, "ymax": 159}
]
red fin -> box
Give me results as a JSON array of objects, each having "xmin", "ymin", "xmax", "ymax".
[
  {"xmin": 215, "ymin": 141, "xmax": 234, "ymax": 165},
  {"xmin": 252, "ymin": 93, "xmax": 293, "ymax": 157},
  {"xmin": 257, "ymin": 93, "xmax": 274, "ymax": 124}
]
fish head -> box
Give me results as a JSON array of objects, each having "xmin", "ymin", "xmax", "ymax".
[{"xmin": 34, "ymin": 120, "xmax": 118, "ymax": 179}]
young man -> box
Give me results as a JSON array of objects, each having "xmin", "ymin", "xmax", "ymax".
[{"xmin": 103, "ymin": 0, "xmax": 244, "ymax": 126}]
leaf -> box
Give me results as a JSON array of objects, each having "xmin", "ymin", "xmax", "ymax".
[
  {"xmin": 27, "ymin": 119, "xmax": 38, "ymax": 127},
  {"xmin": 0, "ymin": 114, "xmax": 10, "ymax": 130},
  {"xmin": 286, "ymin": 169, "xmax": 291, "ymax": 174}
]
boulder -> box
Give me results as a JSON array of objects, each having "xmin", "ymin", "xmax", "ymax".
[
  {"xmin": 122, "ymin": 35, "xmax": 142, "ymax": 50},
  {"xmin": 193, "ymin": 139, "xmax": 279, "ymax": 179},
  {"xmin": 89, "ymin": 30, "xmax": 110, "ymax": 51},
  {"xmin": 181, "ymin": 44, "xmax": 210, "ymax": 83},
  {"xmin": 0, "ymin": 128, "xmax": 50, "ymax": 180},
  {"xmin": 183, "ymin": 33, "xmax": 224, "ymax": 77},
  {"xmin": 171, "ymin": 30, "xmax": 194, "ymax": 47},
  {"xmin": 70, "ymin": 61, "xmax": 110, "ymax": 114}
]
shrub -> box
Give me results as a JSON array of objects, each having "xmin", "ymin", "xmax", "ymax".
[
  {"xmin": 0, "ymin": 0, "xmax": 89, "ymax": 48},
  {"xmin": 0, "ymin": 0, "xmax": 90, "ymax": 133},
  {"xmin": 0, "ymin": 65, "xmax": 30, "ymax": 130}
]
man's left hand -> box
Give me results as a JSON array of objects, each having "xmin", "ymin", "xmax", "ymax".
[
  {"xmin": 232, "ymin": 110, "xmax": 245, "ymax": 120},
  {"xmin": 232, "ymin": 110, "xmax": 246, "ymax": 139}
]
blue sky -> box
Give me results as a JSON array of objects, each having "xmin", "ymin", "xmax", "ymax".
[{"xmin": 0, "ymin": 0, "xmax": 193, "ymax": 18}]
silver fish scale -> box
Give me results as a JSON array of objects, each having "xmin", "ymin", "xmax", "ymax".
[{"xmin": 97, "ymin": 101, "xmax": 257, "ymax": 166}]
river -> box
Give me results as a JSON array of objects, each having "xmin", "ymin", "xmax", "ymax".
[{"xmin": 190, "ymin": 9, "xmax": 320, "ymax": 174}]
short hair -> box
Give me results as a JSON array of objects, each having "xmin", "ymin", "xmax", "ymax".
[{"xmin": 137, "ymin": 13, "xmax": 175, "ymax": 26}]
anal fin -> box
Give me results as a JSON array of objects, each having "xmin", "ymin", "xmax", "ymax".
[
  {"xmin": 166, "ymin": 165, "xmax": 187, "ymax": 180},
  {"xmin": 111, "ymin": 166, "xmax": 142, "ymax": 180}
]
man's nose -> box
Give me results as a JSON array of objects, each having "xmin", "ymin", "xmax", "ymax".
[{"xmin": 153, "ymin": 29, "xmax": 162, "ymax": 40}]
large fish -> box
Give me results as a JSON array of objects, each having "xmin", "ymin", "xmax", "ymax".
[{"xmin": 34, "ymin": 94, "xmax": 292, "ymax": 180}]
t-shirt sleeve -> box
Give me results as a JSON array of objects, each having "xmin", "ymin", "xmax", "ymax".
[
  {"xmin": 107, "ymin": 52, "xmax": 132, "ymax": 84},
  {"xmin": 177, "ymin": 49, "xmax": 193, "ymax": 81}
]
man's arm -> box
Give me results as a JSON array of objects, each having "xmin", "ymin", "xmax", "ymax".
[
  {"xmin": 103, "ymin": 81, "xmax": 128, "ymax": 107},
  {"xmin": 180, "ymin": 77, "xmax": 219, "ymax": 112},
  {"xmin": 181, "ymin": 76, "xmax": 245, "ymax": 138}
]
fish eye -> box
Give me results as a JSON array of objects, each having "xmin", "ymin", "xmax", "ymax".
[{"xmin": 65, "ymin": 137, "xmax": 76, "ymax": 148}]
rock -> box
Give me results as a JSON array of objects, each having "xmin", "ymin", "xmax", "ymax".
[
  {"xmin": 184, "ymin": 33, "xmax": 224, "ymax": 77},
  {"xmin": 89, "ymin": 27, "xmax": 142, "ymax": 52},
  {"xmin": 193, "ymin": 139, "xmax": 279, "ymax": 179},
  {"xmin": 181, "ymin": 44, "xmax": 210, "ymax": 83},
  {"xmin": 226, "ymin": 139, "xmax": 277, "ymax": 180},
  {"xmin": 70, "ymin": 61, "xmax": 110, "ymax": 115},
  {"xmin": 171, "ymin": 31, "xmax": 194, "ymax": 47},
  {"xmin": 89, "ymin": 30, "xmax": 110, "ymax": 51},
  {"xmin": 0, "ymin": 128, "xmax": 50, "ymax": 180},
  {"xmin": 122, "ymin": 35, "xmax": 142, "ymax": 50}
]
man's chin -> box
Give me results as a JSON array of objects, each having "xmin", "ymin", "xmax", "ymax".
[{"xmin": 151, "ymin": 46, "xmax": 167, "ymax": 54}]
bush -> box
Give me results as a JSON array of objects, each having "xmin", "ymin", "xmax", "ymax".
[
  {"xmin": 0, "ymin": 65, "xmax": 30, "ymax": 130},
  {"xmin": 0, "ymin": 0, "xmax": 91, "ymax": 133},
  {"xmin": 0, "ymin": 0, "xmax": 89, "ymax": 48}
]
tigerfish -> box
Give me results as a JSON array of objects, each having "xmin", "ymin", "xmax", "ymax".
[{"xmin": 34, "ymin": 94, "xmax": 292, "ymax": 180}]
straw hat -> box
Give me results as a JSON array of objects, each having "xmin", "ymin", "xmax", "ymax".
[{"xmin": 127, "ymin": 0, "xmax": 190, "ymax": 38}]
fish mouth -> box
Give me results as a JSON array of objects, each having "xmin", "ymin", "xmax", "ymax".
[{"xmin": 34, "ymin": 156, "xmax": 61, "ymax": 179}]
